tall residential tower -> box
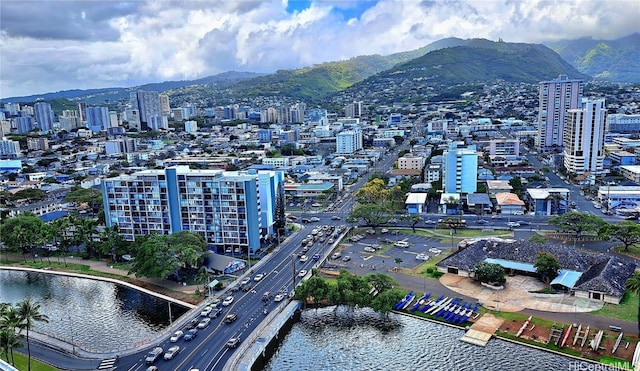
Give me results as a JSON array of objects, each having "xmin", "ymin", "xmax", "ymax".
[
  {"xmin": 537, "ymin": 75, "xmax": 583, "ymax": 151},
  {"xmin": 563, "ymin": 98, "xmax": 607, "ymax": 181}
]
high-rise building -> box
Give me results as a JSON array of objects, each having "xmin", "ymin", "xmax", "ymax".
[
  {"xmin": 101, "ymin": 167, "xmax": 284, "ymax": 254},
  {"xmin": 27, "ymin": 137, "xmax": 49, "ymax": 151},
  {"xmin": 130, "ymin": 91, "xmax": 163, "ymax": 131},
  {"xmin": 0, "ymin": 138, "xmax": 21, "ymax": 158},
  {"xmin": 109, "ymin": 111, "xmax": 120, "ymax": 128},
  {"xmin": 77, "ymin": 102, "xmax": 87, "ymax": 122},
  {"xmin": 15, "ymin": 117, "xmax": 33, "ymax": 134},
  {"xmin": 442, "ymin": 142, "xmax": 478, "ymax": 194},
  {"xmin": 537, "ymin": 74, "xmax": 583, "ymax": 150},
  {"xmin": 86, "ymin": 106, "xmax": 110, "ymax": 132},
  {"xmin": 159, "ymin": 94, "xmax": 171, "ymax": 115},
  {"xmin": 563, "ymin": 98, "xmax": 606, "ymax": 179},
  {"xmin": 184, "ymin": 120, "xmax": 198, "ymax": 133},
  {"xmin": 34, "ymin": 101, "xmax": 55, "ymax": 132},
  {"xmin": 3, "ymin": 103, "xmax": 20, "ymax": 116},
  {"xmin": 336, "ymin": 128, "xmax": 363, "ymax": 154},
  {"xmin": 345, "ymin": 101, "xmax": 363, "ymax": 118}
]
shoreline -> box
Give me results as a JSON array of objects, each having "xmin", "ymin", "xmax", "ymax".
[{"xmin": 0, "ymin": 266, "xmax": 197, "ymax": 359}]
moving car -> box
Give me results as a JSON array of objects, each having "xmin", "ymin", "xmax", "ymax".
[
  {"xmin": 261, "ymin": 291, "xmax": 273, "ymax": 301},
  {"xmin": 170, "ymin": 330, "xmax": 184, "ymax": 343},
  {"xmin": 312, "ymin": 203, "xmax": 321, "ymax": 207},
  {"xmin": 208, "ymin": 307, "xmax": 223, "ymax": 318},
  {"xmin": 184, "ymin": 329, "xmax": 198, "ymax": 341},
  {"xmin": 507, "ymin": 222, "xmax": 520, "ymax": 228},
  {"xmin": 222, "ymin": 296, "xmax": 234, "ymax": 306},
  {"xmin": 312, "ymin": 254, "xmax": 321, "ymax": 261},
  {"xmin": 197, "ymin": 318, "xmax": 211, "ymax": 329},
  {"xmin": 476, "ymin": 219, "xmax": 489, "ymax": 225},
  {"xmin": 225, "ymin": 313, "xmax": 238, "ymax": 323},
  {"xmin": 254, "ymin": 273, "xmax": 265, "ymax": 281},
  {"xmin": 241, "ymin": 278, "xmax": 250, "ymax": 285},
  {"xmin": 299, "ymin": 255, "xmax": 308, "ymax": 262},
  {"xmin": 298, "ymin": 269, "xmax": 307, "ymax": 277},
  {"xmin": 310, "ymin": 217, "xmax": 320, "ymax": 222},
  {"xmin": 331, "ymin": 216, "xmax": 341, "ymax": 220},
  {"xmin": 274, "ymin": 293, "xmax": 285, "ymax": 302},
  {"xmin": 145, "ymin": 347, "xmax": 163, "ymax": 364},
  {"xmin": 200, "ymin": 306, "xmax": 213, "ymax": 317},
  {"xmin": 186, "ymin": 318, "xmax": 199, "ymax": 330},
  {"xmin": 163, "ymin": 345, "xmax": 180, "ymax": 360},
  {"xmin": 226, "ymin": 337, "xmax": 241, "ymax": 349}
]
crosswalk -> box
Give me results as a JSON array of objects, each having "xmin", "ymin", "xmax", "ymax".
[{"xmin": 97, "ymin": 358, "xmax": 117, "ymax": 370}]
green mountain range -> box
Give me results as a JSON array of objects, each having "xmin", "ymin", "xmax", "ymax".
[{"xmin": 544, "ymin": 33, "xmax": 640, "ymax": 82}]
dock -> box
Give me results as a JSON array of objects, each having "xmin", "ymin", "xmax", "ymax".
[{"xmin": 460, "ymin": 313, "xmax": 503, "ymax": 347}]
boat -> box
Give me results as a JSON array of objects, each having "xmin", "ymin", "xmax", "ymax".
[
  {"xmin": 580, "ymin": 326, "xmax": 590, "ymax": 348},
  {"xmin": 516, "ymin": 315, "xmax": 532, "ymax": 337},
  {"xmin": 393, "ymin": 291, "xmax": 414, "ymax": 310},
  {"xmin": 572, "ymin": 324, "xmax": 582, "ymax": 346},
  {"xmin": 437, "ymin": 298, "xmax": 460, "ymax": 318},
  {"xmin": 632, "ymin": 342, "xmax": 640, "ymax": 366},
  {"xmin": 457, "ymin": 303, "xmax": 480, "ymax": 324},
  {"xmin": 590, "ymin": 330, "xmax": 604, "ymax": 351},
  {"xmin": 450, "ymin": 302, "xmax": 471, "ymax": 323},
  {"xmin": 410, "ymin": 292, "xmax": 431, "ymax": 311},
  {"xmin": 612, "ymin": 332, "xmax": 623, "ymax": 354},
  {"xmin": 560, "ymin": 324, "xmax": 572, "ymax": 347},
  {"xmin": 426, "ymin": 297, "xmax": 451, "ymax": 315},
  {"xmin": 445, "ymin": 301, "xmax": 466, "ymax": 321},
  {"xmin": 421, "ymin": 295, "xmax": 444, "ymax": 313},
  {"xmin": 401, "ymin": 292, "xmax": 417, "ymax": 310}
]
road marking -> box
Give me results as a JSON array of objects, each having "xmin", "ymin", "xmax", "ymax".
[{"xmin": 98, "ymin": 358, "xmax": 117, "ymax": 369}]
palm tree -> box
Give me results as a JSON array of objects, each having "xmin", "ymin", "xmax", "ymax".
[
  {"xmin": 626, "ymin": 272, "xmax": 640, "ymax": 336},
  {"xmin": 195, "ymin": 267, "xmax": 210, "ymax": 296},
  {"xmin": 0, "ymin": 304, "xmax": 23, "ymax": 366},
  {"xmin": 16, "ymin": 299, "xmax": 49, "ymax": 371}
]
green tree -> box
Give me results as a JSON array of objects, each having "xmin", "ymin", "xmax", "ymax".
[
  {"xmin": 534, "ymin": 252, "xmax": 561, "ymax": 283},
  {"xmin": 0, "ymin": 213, "xmax": 45, "ymax": 262},
  {"xmin": 473, "ymin": 262, "xmax": 506, "ymax": 285},
  {"xmin": 349, "ymin": 204, "xmax": 390, "ymax": 228},
  {"xmin": 401, "ymin": 214, "xmax": 422, "ymax": 232},
  {"xmin": 438, "ymin": 217, "xmax": 466, "ymax": 233},
  {"xmin": 625, "ymin": 272, "xmax": 640, "ymax": 336},
  {"xmin": 599, "ymin": 221, "xmax": 640, "ymax": 252},
  {"xmin": 195, "ymin": 266, "xmax": 210, "ymax": 295},
  {"xmin": 0, "ymin": 304, "xmax": 23, "ymax": 366},
  {"xmin": 365, "ymin": 273, "xmax": 398, "ymax": 293},
  {"xmin": 508, "ymin": 177, "xmax": 523, "ymax": 198},
  {"xmin": 16, "ymin": 299, "xmax": 49, "ymax": 371},
  {"xmin": 9, "ymin": 189, "xmax": 47, "ymax": 203},
  {"xmin": 168, "ymin": 231, "xmax": 208, "ymax": 269},
  {"xmin": 548, "ymin": 211, "xmax": 607, "ymax": 239},
  {"xmin": 370, "ymin": 290, "xmax": 404, "ymax": 317},
  {"xmin": 129, "ymin": 234, "xmax": 179, "ymax": 279},
  {"xmin": 355, "ymin": 178, "xmax": 389, "ymax": 205},
  {"xmin": 64, "ymin": 188, "xmax": 103, "ymax": 215}
]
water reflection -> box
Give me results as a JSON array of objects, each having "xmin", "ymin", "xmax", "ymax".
[
  {"xmin": 0, "ymin": 269, "xmax": 188, "ymax": 353},
  {"xmin": 265, "ymin": 306, "xmax": 577, "ymax": 371}
]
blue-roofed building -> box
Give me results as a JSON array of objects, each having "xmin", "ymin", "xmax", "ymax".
[{"xmin": 0, "ymin": 159, "xmax": 22, "ymax": 173}]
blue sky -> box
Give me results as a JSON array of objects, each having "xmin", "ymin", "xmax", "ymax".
[{"xmin": 1, "ymin": 0, "xmax": 638, "ymax": 98}]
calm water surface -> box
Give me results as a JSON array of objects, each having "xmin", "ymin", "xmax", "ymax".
[
  {"xmin": 264, "ymin": 307, "xmax": 588, "ymax": 371},
  {"xmin": 0, "ymin": 269, "xmax": 188, "ymax": 353}
]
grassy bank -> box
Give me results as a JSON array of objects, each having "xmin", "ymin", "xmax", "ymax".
[{"xmin": 2, "ymin": 353, "xmax": 59, "ymax": 371}]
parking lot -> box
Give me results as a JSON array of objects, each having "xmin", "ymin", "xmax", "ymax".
[{"xmin": 324, "ymin": 229, "xmax": 454, "ymax": 274}]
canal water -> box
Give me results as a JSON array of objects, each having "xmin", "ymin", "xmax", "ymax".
[
  {"xmin": 0, "ymin": 269, "xmax": 188, "ymax": 353},
  {"xmin": 264, "ymin": 307, "xmax": 591, "ymax": 371}
]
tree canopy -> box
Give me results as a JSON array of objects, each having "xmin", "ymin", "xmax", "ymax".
[
  {"xmin": 349, "ymin": 204, "xmax": 390, "ymax": 228},
  {"xmin": 534, "ymin": 252, "xmax": 561, "ymax": 282},
  {"xmin": 474, "ymin": 262, "xmax": 506, "ymax": 285},
  {"xmin": 599, "ymin": 221, "xmax": 640, "ymax": 252},
  {"xmin": 548, "ymin": 211, "xmax": 607, "ymax": 238}
]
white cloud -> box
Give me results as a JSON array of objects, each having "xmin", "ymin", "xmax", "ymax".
[{"xmin": 1, "ymin": 0, "xmax": 638, "ymax": 98}]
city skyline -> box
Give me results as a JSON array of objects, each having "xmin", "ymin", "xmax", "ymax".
[{"xmin": 1, "ymin": 0, "xmax": 638, "ymax": 99}]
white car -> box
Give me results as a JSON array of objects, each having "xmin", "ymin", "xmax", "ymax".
[
  {"xmin": 222, "ymin": 296, "xmax": 234, "ymax": 306},
  {"xmin": 507, "ymin": 222, "xmax": 520, "ymax": 228},
  {"xmin": 312, "ymin": 203, "xmax": 321, "ymax": 207},
  {"xmin": 241, "ymin": 278, "xmax": 250, "ymax": 285},
  {"xmin": 299, "ymin": 255, "xmax": 308, "ymax": 262},
  {"xmin": 197, "ymin": 318, "xmax": 211, "ymax": 329},
  {"xmin": 416, "ymin": 253, "xmax": 429, "ymax": 261},
  {"xmin": 274, "ymin": 293, "xmax": 285, "ymax": 302},
  {"xmin": 200, "ymin": 306, "xmax": 212, "ymax": 317},
  {"xmin": 163, "ymin": 345, "xmax": 180, "ymax": 360},
  {"xmin": 254, "ymin": 273, "xmax": 265, "ymax": 281},
  {"xmin": 169, "ymin": 330, "xmax": 184, "ymax": 343},
  {"xmin": 428, "ymin": 247, "xmax": 442, "ymax": 255},
  {"xmin": 298, "ymin": 270, "xmax": 307, "ymax": 277},
  {"xmin": 363, "ymin": 246, "xmax": 376, "ymax": 253}
]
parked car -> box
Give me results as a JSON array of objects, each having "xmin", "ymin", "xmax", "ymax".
[
  {"xmin": 254, "ymin": 273, "xmax": 265, "ymax": 281},
  {"xmin": 197, "ymin": 318, "xmax": 211, "ymax": 329},
  {"xmin": 170, "ymin": 330, "xmax": 184, "ymax": 343},
  {"xmin": 163, "ymin": 345, "xmax": 180, "ymax": 360},
  {"xmin": 184, "ymin": 329, "xmax": 198, "ymax": 341},
  {"xmin": 226, "ymin": 337, "xmax": 241, "ymax": 349},
  {"xmin": 416, "ymin": 253, "xmax": 429, "ymax": 261},
  {"xmin": 342, "ymin": 255, "xmax": 352, "ymax": 262},
  {"xmin": 145, "ymin": 347, "xmax": 163, "ymax": 364},
  {"xmin": 363, "ymin": 246, "xmax": 376, "ymax": 253},
  {"xmin": 298, "ymin": 269, "xmax": 307, "ymax": 277},
  {"xmin": 222, "ymin": 296, "xmax": 234, "ymax": 306},
  {"xmin": 224, "ymin": 313, "xmax": 238, "ymax": 323},
  {"xmin": 428, "ymin": 247, "xmax": 442, "ymax": 255},
  {"xmin": 381, "ymin": 228, "xmax": 389, "ymax": 233}
]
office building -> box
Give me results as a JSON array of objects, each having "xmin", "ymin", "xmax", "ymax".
[
  {"xmin": 34, "ymin": 101, "xmax": 55, "ymax": 132},
  {"xmin": 607, "ymin": 114, "xmax": 640, "ymax": 133},
  {"xmin": 336, "ymin": 129, "xmax": 363, "ymax": 154},
  {"xmin": 563, "ymin": 98, "xmax": 606, "ymax": 179},
  {"xmin": 442, "ymin": 143, "xmax": 478, "ymax": 194},
  {"xmin": 537, "ymin": 75, "xmax": 583, "ymax": 150},
  {"xmin": 101, "ymin": 167, "xmax": 284, "ymax": 254},
  {"xmin": 86, "ymin": 106, "xmax": 110, "ymax": 132}
]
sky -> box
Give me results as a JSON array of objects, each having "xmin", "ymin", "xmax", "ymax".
[{"xmin": 1, "ymin": 0, "xmax": 638, "ymax": 99}]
